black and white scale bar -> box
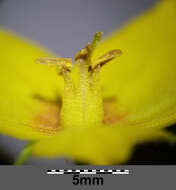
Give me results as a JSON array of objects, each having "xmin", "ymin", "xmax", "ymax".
[{"xmin": 47, "ymin": 169, "xmax": 129, "ymax": 175}]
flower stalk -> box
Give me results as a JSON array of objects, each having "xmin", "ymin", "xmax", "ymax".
[{"xmin": 14, "ymin": 142, "xmax": 35, "ymax": 165}]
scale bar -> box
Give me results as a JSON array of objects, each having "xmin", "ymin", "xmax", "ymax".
[{"xmin": 47, "ymin": 169, "xmax": 129, "ymax": 175}]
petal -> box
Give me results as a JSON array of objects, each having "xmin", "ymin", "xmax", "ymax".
[
  {"xmin": 33, "ymin": 125, "xmax": 171, "ymax": 164},
  {"xmin": 93, "ymin": 0, "xmax": 176, "ymax": 128},
  {"xmin": 0, "ymin": 29, "xmax": 63, "ymax": 140}
]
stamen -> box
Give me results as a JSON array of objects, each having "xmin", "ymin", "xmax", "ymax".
[
  {"xmin": 36, "ymin": 57, "xmax": 72, "ymax": 75},
  {"xmin": 74, "ymin": 31, "xmax": 103, "ymax": 63},
  {"xmin": 36, "ymin": 57, "xmax": 74, "ymax": 90},
  {"xmin": 90, "ymin": 49, "xmax": 122, "ymax": 72},
  {"xmin": 74, "ymin": 44, "xmax": 92, "ymax": 62}
]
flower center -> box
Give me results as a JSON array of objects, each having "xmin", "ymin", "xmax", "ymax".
[{"xmin": 37, "ymin": 31, "xmax": 122, "ymax": 129}]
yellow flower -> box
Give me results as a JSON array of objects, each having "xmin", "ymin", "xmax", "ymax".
[{"xmin": 0, "ymin": 0, "xmax": 176, "ymax": 164}]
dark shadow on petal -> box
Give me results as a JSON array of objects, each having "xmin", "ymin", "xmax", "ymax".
[
  {"xmin": 32, "ymin": 94, "xmax": 62, "ymax": 106},
  {"xmin": 0, "ymin": 146, "xmax": 14, "ymax": 165},
  {"xmin": 127, "ymin": 140, "xmax": 176, "ymax": 165},
  {"xmin": 166, "ymin": 124, "xmax": 176, "ymax": 135},
  {"xmin": 127, "ymin": 124, "xmax": 176, "ymax": 165}
]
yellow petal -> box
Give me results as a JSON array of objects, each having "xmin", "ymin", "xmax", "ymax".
[
  {"xmin": 33, "ymin": 125, "xmax": 171, "ymax": 165},
  {"xmin": 0, "ymin": 29, "xmax": 63, "ymax": 140},
  {"xmin": 93, "ymin": 0, "xmax": 176, "ymax": 128}
]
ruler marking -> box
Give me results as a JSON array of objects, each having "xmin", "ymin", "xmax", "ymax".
[{"xmin": 47, "ymin": 169, "xmax": 129, "ymax": 175}]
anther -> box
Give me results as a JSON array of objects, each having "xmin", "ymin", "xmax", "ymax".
[
  {"xmin": 90, "ymin": 49, "xmax": 122, "ymax": 72},
  {"xmin": 74, "ymin": 31, "xmax": 104, "ymax": 63},
  {"xmin": 36, "ymin": 57, "xmax": 72, "ymax": 75},
  {"xmin": 74, "ymin": 44, "xmax": 92, "ymax": 62}
]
